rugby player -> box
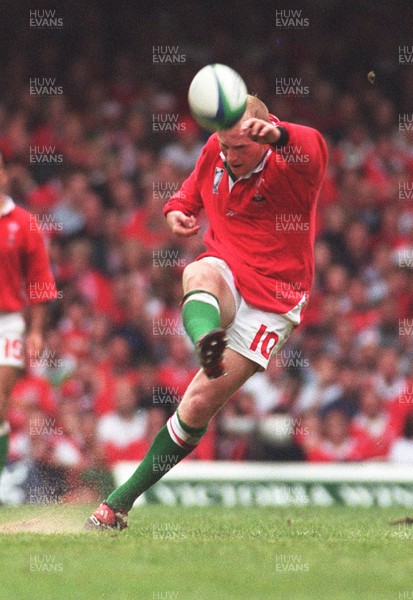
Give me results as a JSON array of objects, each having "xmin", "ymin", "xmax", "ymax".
[
  {"xmin": 0, "ymin": 152, "xmax": 58, "ymax": 482},
  {"xmin": 86, "ymin": 95, "xmax": 327, "ymax": 529}
]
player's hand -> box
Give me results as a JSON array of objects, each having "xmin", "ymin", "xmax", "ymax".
[
  {"xmin": 241, "ymin": 118, "xmax": 281, "ymax": 145},
  {"xmin": 166, "ymin": 211, "xmax": 200, "ymax": 237},
  {"xmin": 26, "ymin": 330, "xmax": 44, "ymax": 362}
]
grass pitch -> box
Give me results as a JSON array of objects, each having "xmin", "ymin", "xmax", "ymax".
[{"xmin": 0, "ymin": 504, "xmax": 412, "ymax": 599}]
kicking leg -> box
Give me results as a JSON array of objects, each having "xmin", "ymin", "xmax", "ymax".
[
  {"xmin": 181, "ymin": 261, "xmax": 236, "ymax": 379},
  {"xmin": 85, "ymin": 349, "xmax": 258, "ymax": 529}
]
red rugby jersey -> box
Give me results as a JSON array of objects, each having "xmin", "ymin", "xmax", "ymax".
[
  {"xmin": 163, "ymin": 120, "xmax": 328, "ymax": 314},
  {"xmin": 0, "ymin": 197, "xmax": 58, "ymax": 311}
]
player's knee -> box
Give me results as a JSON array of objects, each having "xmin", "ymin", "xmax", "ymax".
[{"xmin": 183, "ymin": 262, "xmax": 220, "ymax": 294}]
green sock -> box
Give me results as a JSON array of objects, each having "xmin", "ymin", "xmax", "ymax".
[
  {"xmin": 181, "ymin": 290, "xmax": 221, "ymax": 345},
  {"xmin": 0, "ymin": 422, "xmax": 10, "ymax": 476},
  {"xmin": 106, "ymin": 411, "xmax": 207, "ymax": 512}
]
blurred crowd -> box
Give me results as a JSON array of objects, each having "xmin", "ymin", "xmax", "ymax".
[{"xmin": 0, "ymin": 1, "xmax": 412, "ymax": 502}]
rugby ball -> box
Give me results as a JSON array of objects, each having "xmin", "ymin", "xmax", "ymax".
[{"xmin": 188, "ymin": 64, "xmax": 247, "ymax": 131}]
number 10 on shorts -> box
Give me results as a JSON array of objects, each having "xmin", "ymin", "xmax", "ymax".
[{"xmin": 249, "ymin": 324, "xmax": 279, "ymax": 359}]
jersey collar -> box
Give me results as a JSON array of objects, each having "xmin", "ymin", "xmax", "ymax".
[
  {"xmin": 0, "ymin": 196, "xmax": 15, "ymax": 218},
  {"xmin": 220, "ymin": 149, "xmax": 271, "ymax": 190}
]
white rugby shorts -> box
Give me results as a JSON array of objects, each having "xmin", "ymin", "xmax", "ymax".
[
  {"xmin": 199, "ymin": 257, "xmax": 306, "ymax": 370},
  {"xmin": 0, "ymin": 312, "xmax": 26, "ymax": 368}
]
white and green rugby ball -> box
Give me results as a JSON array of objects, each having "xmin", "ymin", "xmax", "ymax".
[{"xmin": 188, "ymin": 64, "xmax": 247, "ymax": 131}]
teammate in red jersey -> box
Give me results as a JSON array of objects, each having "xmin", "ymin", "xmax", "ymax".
[
  {"xmin": 86, "ymin": 95, "xmax": 327, "ymax": 529},
  {"xmin": 0, "ymin": 152, "xmax": 58, "ymax": 480}
]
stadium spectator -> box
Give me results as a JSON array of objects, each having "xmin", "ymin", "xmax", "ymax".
[
  {"xmin": 388, "ymin": 413, "xmax": 413, "ymax": 464},
  {"xmin": 294, "ymin": 410, "xmax": 323, "ymax": 457},
  {"xmin": 374, "ymin": 347, "xmax": 407, "ymax": 402},
  {"xmin": 217, "ymin": 391, "xmax": 257, "ymax": 460},
  {"xmin": 96, "ymin": 379, "xmax": 149, "ymax": 465},
  {"xmin": 306, "ymin": 408, "xmax": 367, "ymax": 462},
  {"xmin": 161, "ymin": 117, "xmax": 204, "ymax": 173},
  {"xmin": 350, "ymin": 384, "xmax": 401, "ymax": 459},
  {"xmin": 240, "ymin": 356, "xmax": 286, "ymax": 416},
  {"xmin": 295, "ymin": 355, "xmax": 342, "ymax": 414}
]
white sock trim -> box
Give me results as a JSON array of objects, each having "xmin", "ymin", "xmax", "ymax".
[
  {"xmin": 167, "ymin": 412, "xmax": 203, "ymax": 449},
  {"xmin": 182, "ymin": 292, "xmax": 220, "ymax": 312}
]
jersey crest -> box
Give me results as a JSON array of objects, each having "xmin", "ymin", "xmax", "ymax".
[{"xmin": 212, "ymin": 167, "xmax": 224, "ymax": 194}]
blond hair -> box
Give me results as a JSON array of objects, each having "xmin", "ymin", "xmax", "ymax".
[{"xmin": 243, "ymin": 94, "xmax": 270, "ymax": 122}]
